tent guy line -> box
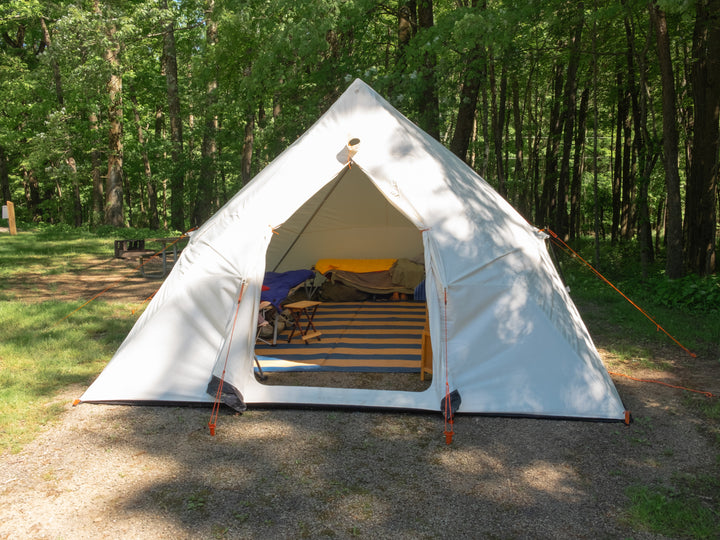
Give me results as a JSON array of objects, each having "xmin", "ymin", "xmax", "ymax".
[{"xmin": 543, "ymin": 228, "xmax": 696, "ymax": 358}]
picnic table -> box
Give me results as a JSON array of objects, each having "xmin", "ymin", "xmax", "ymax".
[{"xmin": 114, "ymin": 237, "xmax": 186, "ymax": 278}]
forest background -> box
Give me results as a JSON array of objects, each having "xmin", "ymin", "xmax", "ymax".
[{"xmin": 0, "ymin": 0, "xmax": 718, "ymax": 279}]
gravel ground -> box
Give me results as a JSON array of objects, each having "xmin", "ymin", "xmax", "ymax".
[{"xmin": 0, "ymin": 365, "xmax": 717, "ymax": 540}]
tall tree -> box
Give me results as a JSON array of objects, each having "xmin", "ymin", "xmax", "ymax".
[
  {"xmin": 163, "ymin": 0, "xmax": 184, "ymax": 230},
  {"xmin": 649, "ymin": 1, "xmax": 683, "ymax": 278},
  {"xmin": 555, "ymin": 1, "xmax": 584, "ymax": 240},
  {"xmin": 89, "ymin": 109, "xmax": 104, "ymax": 226},
  {"xmin": 129, "ymin": 91, "xmax": 159, "ymax": 229},
  {"xmin": 539, "ymin": 64, "xmax": 563, "ymax": 228},
  {"xmin": 489, "ymin": 60, "xmax": 507, "ymax": 197},
  {"xmin": 621, "ymin": 5, "xmax": 639, "ymax": 240},
  {"xmin": 570, "ymin": 87, "xmax": 589, "ymax": 240},
  {"xmin": 99, "ymin": 0, "xmax": 124, "ymax": 226},
  {"xmin": 450, "ymin": 1, "xmax": 484, "ymax": 163},
  {"xmin": 0, "ymin": 146, "xmax": 9, "ymax": 203},
  {"xmin": 192, "ymin": 0, "xmax": 219, "ymax": 227},
  {"xmin": 510, "ymin": 73, "xmax": 529, "ymax": 219},
  {"xmin": 417, "ymin": 0, "xmax": 439, "ymax": 139},
  {"xmin": 685, "ymin": 0, "xmax": 720, "ymax": 275},
  {"xmin": 611, "ymin": 71, "xmax": 626, "ymax": 243}
]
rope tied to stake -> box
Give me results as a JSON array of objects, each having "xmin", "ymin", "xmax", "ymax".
[
  {"xmin": 608, "ymin": 370, "xmax": 716, "ymax": 399},
  {"xmin": 442, "ymin": 287, "xmax": 456, "ymax": 444},
  {"xmin": 208, "ymin": 281, "xmax": 247, "ymax": 436}
]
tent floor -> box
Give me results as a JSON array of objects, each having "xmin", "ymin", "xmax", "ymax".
[
  {"xmin": 257, "ymin": 370, "xmax": 431, "ymax": 392},
  {"xmin": 255, "ymin": 300, "xmax": 431, "ymax": 392}
]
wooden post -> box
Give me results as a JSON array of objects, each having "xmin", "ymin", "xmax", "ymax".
[{"xmin": 6, "ymin": 201, "xmax": 16, "ymax": 235}]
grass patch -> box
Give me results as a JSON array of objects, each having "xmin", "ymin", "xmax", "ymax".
[
  {"xmin": 626, "ymin": 483, "xmax": 720, "ymax": 539},
  {"xmin": 0, "ymin": 300, "xmax": 136, "ymax": 453},
  {"xmin": 0, "ymin": 224, "xmax": 182, "ymax": 453},
  {"xmin": 684, "ymin": 394, "xmax": 720, "ymax": 421}
]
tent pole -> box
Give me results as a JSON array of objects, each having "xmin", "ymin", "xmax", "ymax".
[{"xmin": 272, "ymin": 166, "xmax": 350, "ymax": 272}]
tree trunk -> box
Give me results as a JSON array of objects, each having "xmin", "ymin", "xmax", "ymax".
[
  {"xmin": 556, "ymin": 2, "xmax": 584, "ymax": 240},
  {"xmin": 686, "ymin": 0, "xmax": 720, "ymax": 275},
  {"xmin": 449, "ymin": 1, "xmax": 484, "ymax": 163},
  {"xmin": 511, "ymin": 76, "xmax": 529, "ymax": 220},
  {"xmin": 129, "ymin": 92, "xmax": 158, "ymax": 229},
  {"xmin": 480, "ymin": 78, "xmax": 490, "ymax": 177},
  {"xmin": 24, "ymin": 169, "xmax": 41, "ymax": 221},
  {"xmin": 570, "ymin": 87, "xmax": 589, "ymax": 240},
  {"xmin": 398, "ymin": 2, "xmax": 414, "ymax": 48},
  {"xmin": 104, "ymin": 22, "xmax": 124, "ymax": 227},
  {"xmin": 621, "ymin": 10, "xmax": 638, "ymax": 241},
  {"xmin": 591, "ymin": 10, "xmax": 601, "ymax": 265},
  {"xmin": 242, "ymin": 111, "xmax": 255, "ymax": 184},
  {"xmin": 539, "ymin": 64, "xmax": 563, "ymax": 228},
  {"xmin": 40, "ymin": 17, "xmax": 64, "ymax": 107},
  {"xmin": 41, "ymin": 15, "xmax": 81, "ymax": 226},
  {"xmin": 417, "ymin": 0, "xmax": 439, "ymax": 139},
  {"xmin": 531, "ymin": 125, "xmax": 542, "ymax": 225},
  {"xmin": 450, "ymin": 54, "xmax": 483, "ymax": 163},
  {"xmin": 0, "ymin": 145, "xmax": 10, "ymax": 203},
  {"xmin": 163, "ymin": 0, "xmax": 185, "ymax": 231},
  {"xmin": 490, "ymin": 60, "xmax": 507, "ymax": 197},
  {"xmin": 649, "ymin": 2, "xmax": 683, "ymax": 278},
  {"xmin": 89, "ymin": 110, "xmax": 104, "ymax": 226},
  {"xmin": 154, "ymin": 106, "xmax": 166, "ymax": 228},
  {"xmin": 612, "ymin": 71, "xmax": 626, "ymax": 244},
  {"xmin": 192, "ymin": 0, "xmax": 219, "ymax": 227},
  {"xmin": 635, "ymin": 14, "xmax": 656, "ymax": 274}
]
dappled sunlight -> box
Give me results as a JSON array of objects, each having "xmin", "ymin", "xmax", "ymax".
[
  {"xmin": 495, "ymin": 277, "xmax": 533, "ymax": 344},
  {"xmin": 4, "ymin": 380, "xmax": 719, "ymax": 539},
  {"xmin": 521, "ymin": 461, "xmax": 582, "ymax": 500},
  {"xmin": 434, "ymin": 447, "xmax": 504, "ymax": 473}
]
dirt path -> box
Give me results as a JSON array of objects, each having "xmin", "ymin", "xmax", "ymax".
[
  {"xmin": 3, "ymin": 256, "xmax": 163, "ymax": 304},
  {"xmin": 1, "ymin": 265, "xmax": 718, "ymax": 539}
]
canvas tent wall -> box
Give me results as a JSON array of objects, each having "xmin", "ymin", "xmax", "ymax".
[{"xmin": 80, "ymin": 79, "xmax": 626, "ymax": 421}]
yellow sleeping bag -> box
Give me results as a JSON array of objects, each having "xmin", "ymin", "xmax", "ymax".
[{"xmin": 315, "ymin": 258, "xmax": 397, "ymax": 275}]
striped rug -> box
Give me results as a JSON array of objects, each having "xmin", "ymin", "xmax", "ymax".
[{"xmin": 255, "ymin": 301, "xmax": 426, "ymax": 372}]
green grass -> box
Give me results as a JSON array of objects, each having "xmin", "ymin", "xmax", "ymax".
[
  {"xmin": 0, "ymin": 300, "xmax": 136, "ymax": 453},
  {"xmin": 626, "ymin": 482, "xmax": 720, "ymax": 539},
  {"xmin": 0, "ymin": 224, "xmax": 176, "ymax": 453}
]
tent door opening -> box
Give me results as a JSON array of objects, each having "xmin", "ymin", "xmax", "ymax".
[{"xmin": 255, "ymin": 166, "xmax": 431, "ymax": 391}]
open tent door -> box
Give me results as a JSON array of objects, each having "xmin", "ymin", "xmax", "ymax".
[{"xmin": 253, "ymin": 163, "xmax": 435, "ymax": 395}]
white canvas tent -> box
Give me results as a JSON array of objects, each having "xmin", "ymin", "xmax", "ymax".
[{"xmin": 80, "ymin": 79, "xmax": 626, "ymax": 421}]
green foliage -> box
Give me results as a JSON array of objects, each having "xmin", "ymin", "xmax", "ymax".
[
  {"xmin": 558, "ymin": 238, "xmax": 719, "ymax": 355},
  {"xmin": 641, "ymin": 274, "xmax": 720, "ymax": 313},
  {"xmin": 560, "ymin": 238, "xmax": 719, "ymax": 312},
  {"xmin": 0, "ymin": 0, "xmax": 716, "ymax": 265}
]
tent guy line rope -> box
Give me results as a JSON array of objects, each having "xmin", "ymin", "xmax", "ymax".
[
  {"xmin": 608, "ymin": 371, "xmax": 716, "ymax": 399},
  {"xmin": 209, "ymin": 281, "xmax": 247, "ymax": 436},
  {"xmin": 443, "ymin": 287, "xmax": 455, "ymax": 445},
  {"xmin": 131, "ymin": 290, "xmax": 158, "ymax": 315},
  {"xmin": 541, "ymin": 228, "xmax": 696, "ymax": 359}
]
